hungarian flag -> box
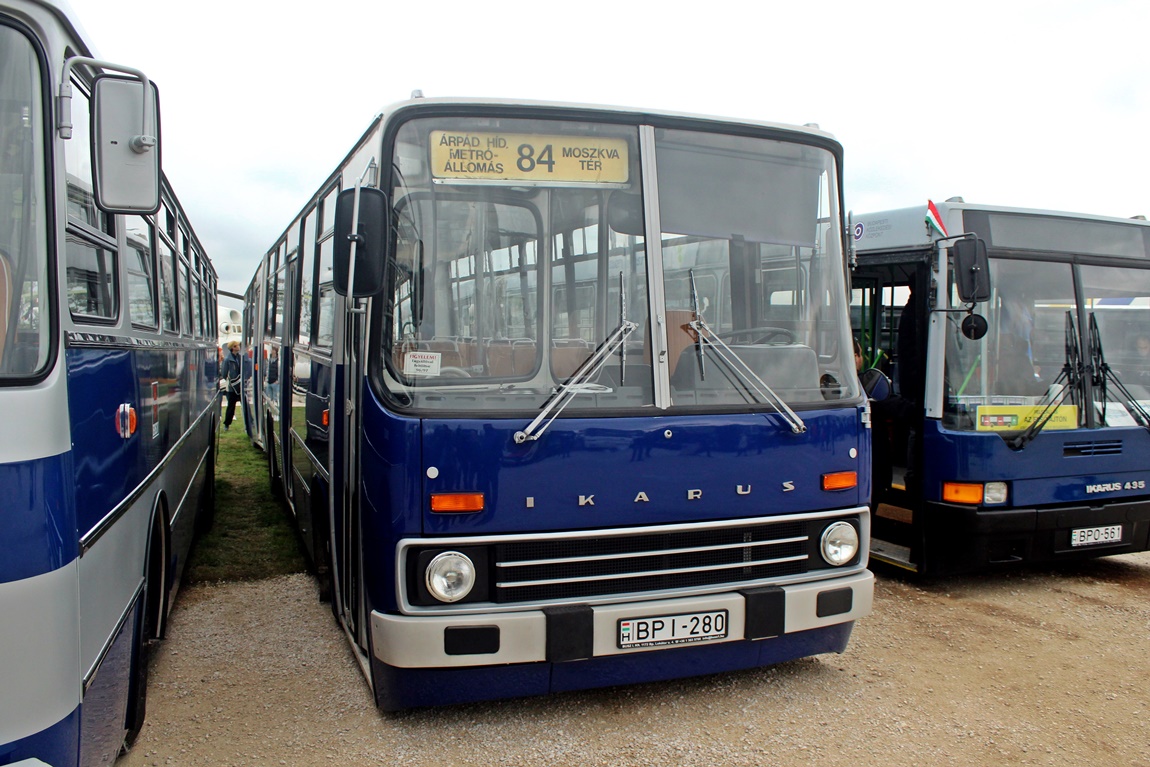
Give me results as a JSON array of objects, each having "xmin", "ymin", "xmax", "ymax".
[{"xmin": 925, "ymin": 200, "xmax": 948, "ymax": 238}]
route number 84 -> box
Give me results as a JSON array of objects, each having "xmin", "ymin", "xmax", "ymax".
[{"xmin": 517, "ymin": 144, "xmax": 554, "ymax": 173}]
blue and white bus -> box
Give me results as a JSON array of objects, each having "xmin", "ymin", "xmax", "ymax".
[
  {"xmin": 247, "ymin": 96, "xmax": 874, "ymax": 710},
  {"xmin": 0, "ymin": 1, "xmax": 219, "ymax": 764},
  {"xmin": 852, "ymin": 199, "xmax": 1150, "ymax": 575}
]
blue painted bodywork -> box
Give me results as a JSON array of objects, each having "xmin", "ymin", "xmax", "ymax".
[
  {"xmin": 922, "ymin": 420, "xmax": 1150, "ymax": 506},
  {"xmin": 0, "ymin": 453, "xmax": 75, "ymax": 584},
  {"xmin": 0, "ymin": 709, "xmax": 80, "ymax": 767},
  {"xmin": 357, "ymin": 388, "xmax": 867, "ymax": 615}
]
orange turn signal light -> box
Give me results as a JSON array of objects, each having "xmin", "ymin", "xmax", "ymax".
[
  {"xmin": 430, "ymin": 493, "xmax": 485, "ymax": 513},
  {"xmin": 822, "ymin": 471, "xmax": 858, "ymax": 491},
  {"xmin": 943, "ymin": 482, "xmax": 984, "ymax": 505}
]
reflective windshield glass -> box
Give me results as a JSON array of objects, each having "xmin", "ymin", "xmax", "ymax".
[
  {"xmin": 654, "ymin": 129, "xmax": 856, "ymax": 407},
  {"xmin": 0, "ymin": 26, "xmax": 49, "ymax": 378},
  {"xmin": 383, "ymin": 116, "xmax": 648, "ymax": 412},
  {"xmin": 944, "ymin": 259, "xmax": 1077, "ymax": 431},
  {"xmin": 380, "ymin": 115, "xmax": 853, "ymax": 412},
  {"xmin": 1080, "ymin": 264, "xmax": 1150, "ymax": 423}
]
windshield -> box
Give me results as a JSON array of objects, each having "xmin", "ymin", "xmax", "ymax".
[
  {"xmin": 379, "ymin": 115, "xmax": 856, "ymax": 412},
  {"xmin": 943, "ymin": 258, "xmax": 1150, "ymax": 431},
  {"xmin": 1081, "ymin": 264, "xmax": 1150, "ymax": 425},
  {"xmin": 0, "ymin": 25, "xmax": 50, "ymax": 379}
]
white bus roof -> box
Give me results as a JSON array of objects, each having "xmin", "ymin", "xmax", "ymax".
[
  {"xmin": 853, "ymin": 199, "xmax": 1150, "ymax": 252},
  {"xmin": 374, "ymin": 96, "xmax": 841, "ymax": 144}
]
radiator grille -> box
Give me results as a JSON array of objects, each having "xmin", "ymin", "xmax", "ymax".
[
  {"xmin": 490, "ymin": 520, "xmax": 811, "ymax": 603},
  {"xmin": 1064, "ymin": 440, "xmax": 1123, "ymax": 457}
]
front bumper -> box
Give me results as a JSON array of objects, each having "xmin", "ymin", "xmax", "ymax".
[{"xmin": 371, "ymin": 569, "xmax": 873, "ymax": 668}]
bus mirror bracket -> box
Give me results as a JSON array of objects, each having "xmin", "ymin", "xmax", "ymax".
[
  {"xmin": 58, "ymin": 56, "xmax": 162, "ymax": 214},
  {"xmin": 334, "ymin": 187, "xmax": 387, "ymax": 298}
]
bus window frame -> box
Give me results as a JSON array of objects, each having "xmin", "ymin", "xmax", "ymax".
[{"xmin": 0, "ymin": 17, "xmax": 58, "ymax": 384}]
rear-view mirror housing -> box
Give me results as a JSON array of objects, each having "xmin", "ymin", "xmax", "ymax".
[
  {"xmin": 91, "ymin": 74, "xmax": 160, "ymax": 214},
  {"xmin": 951, "ymin": 238, "xmax": 991, "ymax": 303},
  {"xmin": 333, "ymin": 187, "xmax": 387, "ymax": 297}
]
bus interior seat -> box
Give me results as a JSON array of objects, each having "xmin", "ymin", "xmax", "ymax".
[
  {"xmin": 670, "ymin": 342, "xmax": 820, "ymax": 398},
  {"xmin": 551, "ymin": 338, "xmax": 592, "ymax": 380},
  {"xmin": 485, "ymin": 338, "xmax": 535, "ymax": 377}
]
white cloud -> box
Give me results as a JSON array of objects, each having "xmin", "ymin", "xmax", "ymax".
[{"xmin": 73, "ymin": 0, "xmax": 1150, "ymax": 296}]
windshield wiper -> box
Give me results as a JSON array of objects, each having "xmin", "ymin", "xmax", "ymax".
[
  {"xmin": 689, "ymin": 269, "xmax": 706, "ymax": 380},
  {"xmin": 1088, "ymin": 313, "xmax": 1150, "ymax": 431},
  {"xmin": 687, "ymin": 317, "xmax": 807, "ymax": 434},
  {"xmin": 1008, "ymin": 311, "xmax": 1083, "ymax": 450},
  {"xmin": 514, "ymin": 275, "xmax": 636, "ymax": 444},
  {"xmin": 684, "ymin": 270, "xmax": 805, "ymax": 434}
]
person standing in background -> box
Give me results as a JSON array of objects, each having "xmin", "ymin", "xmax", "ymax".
[{"xmin": 221, "ymin": 340, "xmax": 242, "ymax": 431}]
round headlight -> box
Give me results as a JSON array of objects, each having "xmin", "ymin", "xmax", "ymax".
[
  {"xmin": 425, "ymin": 551, "xmax": 476, "ymax": 603},
  {"xmin": 820, "ymin": 522, "xmax": 859, "ymax": 566}
]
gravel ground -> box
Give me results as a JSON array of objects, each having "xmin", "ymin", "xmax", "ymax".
[{"xmin": 120, "ymin": 553, "xmax": 1150, "ymax": 766}]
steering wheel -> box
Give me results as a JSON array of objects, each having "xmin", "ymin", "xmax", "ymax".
[
  {"xmin": 437, "ymin": 366, "xmax": 471, "ymax": 378},
  {"xmin": 717, "ymin": 326, "xmax": 796, "ymax": 344}
]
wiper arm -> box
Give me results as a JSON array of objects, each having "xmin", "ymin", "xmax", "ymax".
[
  {"xmin": 1088, "ymin": 313, "xmax": 1150, "ymax": 430},
  {"xmin": 687, "ymin": 316, "xmax": 807, "ymax": 434},
  {"xmin": 689, "ymin": 269, "xmax": 706, "ymax": 380},
  {"xmin": 1009, "ymin": 311, "xmax": 1082, "ymax": 450},
  {"xmin": 513, "ymin": 319, "xmax": 637, "ymax": 444}
]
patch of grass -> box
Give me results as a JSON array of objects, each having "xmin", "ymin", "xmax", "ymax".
[{"xmin": 187, "ymin": 419, "xmax": 308, "ymax": 583}]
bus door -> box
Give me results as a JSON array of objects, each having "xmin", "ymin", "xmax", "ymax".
[
  {"xmin": 853, "ymin": 259, "xmax": 929, "ymax": 566},
  {"xmin": 334, "ymin": 293, "xmax": 367, "ymax": 653},
  {"xmin": 280, "ymin": 252, "xmax": 299, "ymax": 505}
]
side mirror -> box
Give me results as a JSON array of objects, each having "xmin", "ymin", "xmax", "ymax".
[
  {"xmin": 859, "ymin": 368, "xmax": 891, "ymax": 401},
  {"xmin": 333, "ymin": 187, "xmax": 387, "ymax": 297},
  {"xmin": 962, "ymin": 313, "xmax": 989, "ymax": 341},
  {"xmin": 951, "ymin": 238, "xmax": 991, "ymax": 303},
  {"xmin": 91, "ymin": 74, "xmax": 160, "ymax": 214}
]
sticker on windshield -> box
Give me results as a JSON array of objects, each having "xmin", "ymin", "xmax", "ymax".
[{"xmin": 404, "ymin": 351, "xmax": 442, "ymax": 377}]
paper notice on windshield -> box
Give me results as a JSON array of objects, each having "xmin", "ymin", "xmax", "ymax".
[
  {"xmin": 403, "ymin": 351, "xmax": 442, "ymax": 377},
  {"xmin": 976, "ymin": 404, "xmax": 1078, "ymax": 431}
]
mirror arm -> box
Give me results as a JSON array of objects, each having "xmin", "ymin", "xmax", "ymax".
[
  {"xmin": 58, "ymin": 57, "xmax": 154, "ymax": 152},
  {"xmin": 344, "ymin": 158, "xmax": 379, "ymax": 300}
]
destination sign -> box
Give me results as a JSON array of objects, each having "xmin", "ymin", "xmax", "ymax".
[{"xmin": 430, "ymin": 131, "xmax": 629, "ymax": 184}]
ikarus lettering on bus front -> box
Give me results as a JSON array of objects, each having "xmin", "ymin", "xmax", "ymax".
[{"xmin": 1086, "ymin": 479, "xmax": 1146, "ymax": 494}]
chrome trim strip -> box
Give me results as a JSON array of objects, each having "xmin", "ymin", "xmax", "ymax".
[
  {"xmin": 495, "ymin": 535, "xmax": 810, "ymax": 568},
  {"xmin": 496, "ymin": 553, "xmax": 809, "ymax": 588},
  {"xmin": 639, "ymin": 124, "xmax": 671, "ymax": 408}
]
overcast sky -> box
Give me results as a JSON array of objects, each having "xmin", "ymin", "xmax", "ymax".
[{"xmin": 71, "ymin": 0, "xmax": 1149, "ymax": 304}]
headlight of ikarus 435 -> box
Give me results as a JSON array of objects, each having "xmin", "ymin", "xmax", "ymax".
[
  {"xmin": 820, "ymin": 521, "xmax": 859, "ymax": 566},
  {"xmin": 425, "ymin": 551, "xmax": 476, "ymax": 603}
]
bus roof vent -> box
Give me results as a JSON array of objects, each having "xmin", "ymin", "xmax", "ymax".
[
  {"xmin": 946, "ymin": 196, "xmax": 965, "ymax": 203},
  {"xmin": 1131, "ymin": 215, "xmax": 1147, "ymax": 221},
  {"xmin": 411, "ymin": 89, "xmax": 425, "ymax": 99}
]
